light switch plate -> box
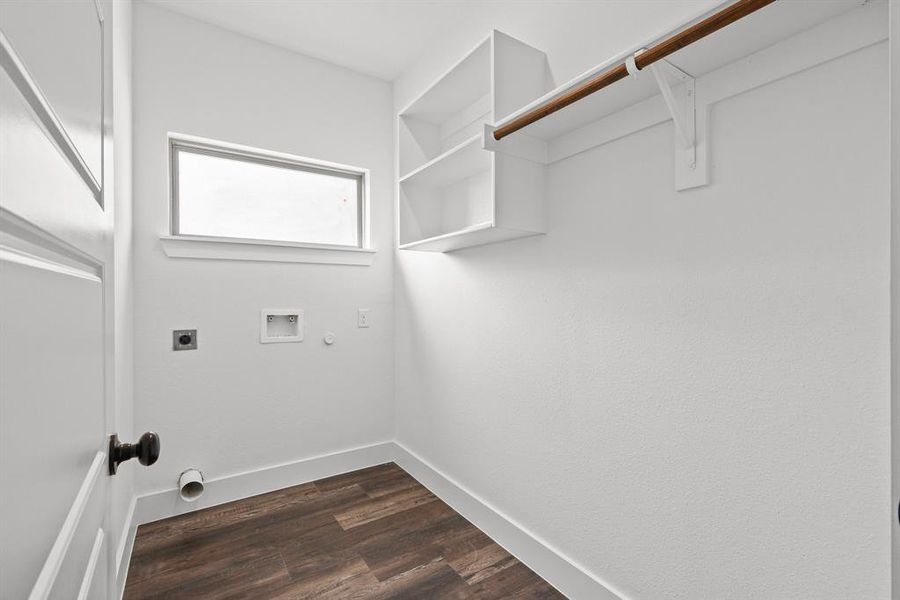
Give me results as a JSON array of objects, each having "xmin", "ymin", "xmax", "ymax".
[{"xmin": 260, "ymin": 309, "xmax": 304, "ymax": 343}]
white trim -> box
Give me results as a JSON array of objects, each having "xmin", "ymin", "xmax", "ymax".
[
  {"xmin": 0, "ymin": 246, "xmax": 101, "ymax": 283},
  {"xmin": 133, "ymin": 442, "xmax": 394, "ymax": 525},
  {"xmin": 115, "ymin": 496, "xmax": 136, "ymax": 580},
  {"xmin": 167, "ymin": 132, "xmax": 369, "ymax": 177},
  {"xmin": 392, "ymin": 443, "xmax": 626, "ymax": 600},
  {"xmin": 159, "ymin": 235, "xmax": 375, "ymax": 266},
  {"xmin": 29, "ymin": 452, "xmax": 106, "ymax": 600},
  {"xmin": 76, "ymin": 529, "xmax": 104, "ymax": 600},
  {"xmin": 889, "ymin": 0, "xmax": 900, "ymax": 594},
  {"xmin": 91, "ymin": 0, "xmax": 104, "ymax": 23},
  {"xmin": 167, "ymin": 132, "xmax": 372, "ymax": 251},
  {"xmin": 0, "ymin": 31, "xmax": 101, "ymax": 202},
  {"xmin": 114, "ymin": 498, "xmax": 137, "ymax": 600},
  {"xmin": 0, "ymin": 208, "xmax": 104, "ymax": 274}
]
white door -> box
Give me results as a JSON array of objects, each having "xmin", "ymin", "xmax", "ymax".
[{"xmin": 1, "ymin": 1, "xmax": 117, "ymax": 598}]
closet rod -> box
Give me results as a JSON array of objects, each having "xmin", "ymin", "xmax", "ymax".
[{"xmin": 492, "ymin": 0, "xmax": 777, "ymax": 141}]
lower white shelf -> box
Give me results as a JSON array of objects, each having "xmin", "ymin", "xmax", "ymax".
[
  {"xmin": 397, "ymin": 222, "xmax": 542, "ymax": 253},
  {"xmin": 398, "ymin": 145, "xmax": 546, "ymax": 252}
]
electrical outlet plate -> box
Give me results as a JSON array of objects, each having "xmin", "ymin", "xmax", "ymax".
[
  {"xmin": 173, "ymin": 329, "xmax": 197, "ymax": 351},
  {"xmin": 357, "ymin": 308, "xmax": 370, "ymax": 328},
  {"xmin": 260, "ymin": 309, "xmax": 304, "ymax": 343}
]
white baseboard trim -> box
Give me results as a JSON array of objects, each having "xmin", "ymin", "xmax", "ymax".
[
  {"xmin": 115, "ymin": 496, "xmax": 138, "ymax": 600},
  {"xmin": 392, "ymin": 442, "xmax": 626, "ymax": 600},
  {"xmin": 120, "ymin": 440, "xmax": 623, "ymax": 600},
  {"xmin": 132, "ymin": 441, "xmax": 394, "ymax": 526},
  {"xmin": 114, "ymin": 495, "xmax": 137, "ymax": 600}
]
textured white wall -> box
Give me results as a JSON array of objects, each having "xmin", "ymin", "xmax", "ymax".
[
  {"xmin": 132, "ymin": 3, "xmax": 394, "ymax": 494},
  {"xmin": 394, "ymin": 6, "xmax": 891, "ymax": 600}
]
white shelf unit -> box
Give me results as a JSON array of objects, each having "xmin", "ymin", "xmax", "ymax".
[{"xmin": 398, "ymin": 31, "xmax": 551, "ymax": 252}]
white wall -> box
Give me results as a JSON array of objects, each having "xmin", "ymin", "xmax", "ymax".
[
  {"xmin": 394, "ymin": 4, "xmax": 891, "ymax": 600},
  {"xmin": 131, "ymin": 2, "xmax": 394, "ymax": 495}
]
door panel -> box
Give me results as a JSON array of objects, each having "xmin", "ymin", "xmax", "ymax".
[
  {"xmin": 0, "ymin": 254, "xmax": 105, "ymax": 599},
  {"xmin": 0, "ymin": 1, "xmax": 113, "ymax": 598},
  {"xmin": 0, "ymin": 0, "xmax": 102, "ymax": 182},
  {"xmin": 0, "ymin": 52, "xmax": 106, "ymax": 260},
  {"xmin": 49, "ymin": 483, "xmax": 108, "ymax": 600},
  {"xmin": 79, "ymin": 529, "xmax": 108, "ymax": 600}
]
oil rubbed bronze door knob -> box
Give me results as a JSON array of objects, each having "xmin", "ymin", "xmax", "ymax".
[{"xmin": 109, "ymin": 431, "xmax": 160, "ymax": 475}]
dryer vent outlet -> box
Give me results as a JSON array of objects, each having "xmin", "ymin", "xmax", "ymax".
[{"xmin": 179, "ymin": 469, "xmax": 204, "ymax": 502}]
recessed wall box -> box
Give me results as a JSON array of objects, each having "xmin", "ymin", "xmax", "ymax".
[{"xmin": 260, "ymin": 309, "xmax": 304, "ymax": 343}]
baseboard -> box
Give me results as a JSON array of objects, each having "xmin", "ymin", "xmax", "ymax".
[
  {"xmin": 122, "ymin": 440, "xmax": 623, "ymax": 600},
  {"xmin": 392, "ymin": 442, "xmax": 626, "ymax": 600},
  {"xmin": 132, "ymin": 441, "xmax": 394, "ymax": 526}
]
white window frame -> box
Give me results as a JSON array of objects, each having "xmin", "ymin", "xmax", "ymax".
[{"xmin": 160, "ymin": 134, "xmax": 374, "ymax": 266}]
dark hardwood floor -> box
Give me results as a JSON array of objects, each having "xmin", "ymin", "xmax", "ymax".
[{"xmin": 124, "ymin": 463, "xmax": 566, "ymax": 599}]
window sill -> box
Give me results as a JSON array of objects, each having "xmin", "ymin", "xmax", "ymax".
[{"xmin": 159, "ymin": 235, "xmax": 375, "ymax": 266}]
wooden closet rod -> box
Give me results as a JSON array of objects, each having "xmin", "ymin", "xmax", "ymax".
[{"xmin": 492, "ymin": 0, "xmax": 777, "ymax": 141}]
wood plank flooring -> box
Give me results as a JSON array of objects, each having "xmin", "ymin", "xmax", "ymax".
[{"xmin": 124, "ymin": 463, "xmax": 566, "ymax": 599}]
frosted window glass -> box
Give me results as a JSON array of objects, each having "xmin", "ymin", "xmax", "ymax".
[{"xmin": 175, "ymin": 147, "xmax": 362, "ymax": 247}]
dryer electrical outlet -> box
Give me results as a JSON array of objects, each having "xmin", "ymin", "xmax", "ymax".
[
  {"xmin": 173, "ymin": 329, "xmax": 197, "ymax": 351},
  {"xmin": 260, "ymin": 309, "xmax": 304, "ymax": 343}
]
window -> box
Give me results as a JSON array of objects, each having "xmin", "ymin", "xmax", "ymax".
[{"xmin": 170, "ymin": 137, "xmax": 367, "ymax": 249}]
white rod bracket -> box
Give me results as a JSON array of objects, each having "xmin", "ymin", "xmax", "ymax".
[
  {"xmin": 649, "ymin": 61, "xmax": 695, "ymax": 166},
  {"xmin": 625, "ymin": 52, "xmax": 641, "ymax": 77},
  {"xmin": 631, "ymin": 55, "xmax": 708, "ymax": 191}
]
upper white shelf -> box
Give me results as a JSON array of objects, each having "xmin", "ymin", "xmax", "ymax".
[{"xmin": 494, "ymin": 0, "xmax": 865, "ymax": 142}]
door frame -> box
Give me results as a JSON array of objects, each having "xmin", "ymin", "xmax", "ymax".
[{"xmin": 891, "ymin": 1, "xmax": 899, "ymax": 598}]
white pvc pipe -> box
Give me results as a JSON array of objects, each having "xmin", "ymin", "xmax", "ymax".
[{"xmin": 178, "ymin": 469, "xmax": 204, "ymax": 502}]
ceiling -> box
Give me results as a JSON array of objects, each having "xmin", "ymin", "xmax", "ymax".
[{"xmin": 143, "ymin": 0, "xmax": 482, "ymax": 81}]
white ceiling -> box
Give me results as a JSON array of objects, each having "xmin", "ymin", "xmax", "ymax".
[{"xmin": 144, "ymin": 0, "xmax": 482, "ymax": 81}]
